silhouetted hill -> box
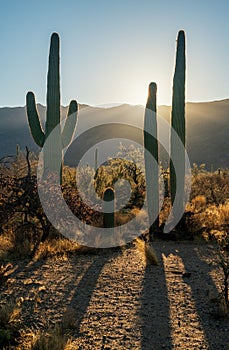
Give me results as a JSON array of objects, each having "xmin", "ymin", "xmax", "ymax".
[
  {"xmin": 0, "ymin": 100, "xmax": 228, "ymax": 169},
  {"xmin": 158, "ymin": 99, "xmax": 229, "ymax": 169}
]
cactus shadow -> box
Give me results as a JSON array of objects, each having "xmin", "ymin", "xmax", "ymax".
[
  {"xmin": 66, "ymin": 248, "xmax": 121, "ymax": 335},
  {"xmin": 139, "ymin": 251, "xmax": 173, "ymax": 350},
  {"xmin": 177, "ymin": 243, "xmax": 228, "ymax": 350}
]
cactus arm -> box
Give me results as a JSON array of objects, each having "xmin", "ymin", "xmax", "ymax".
[
  {"xmin": 62, "ymin": 100, "xmax": 78, "ymax": 149},
  {"xmin": 26, "ymin": 32, "xmax": 78, "ymax": 184},
  {"xmin": 45, "ymin": 32, "xmax": 60, "ymax": 137},
  {"xmin": 26, "ymin": 91, "xmax": 45, "ymax": 147}
]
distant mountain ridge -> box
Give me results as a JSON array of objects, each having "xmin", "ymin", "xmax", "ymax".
[{"xmin": 0, "ymin": 99, "xmax": 228, "ymax": 169}]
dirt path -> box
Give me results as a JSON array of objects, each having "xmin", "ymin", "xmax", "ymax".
[{"xmin": 1, "ymin": 241, "xmax": 229, "ymax": 349}]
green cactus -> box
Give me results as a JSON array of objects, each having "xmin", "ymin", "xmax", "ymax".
[
  {"xmin": 26, "ymin": 33, "xmax": 78, "ymax": 183},
  {"xmin": 16, "ymin": 144, "xmax": 20, "ymax": 161},
  {"xmin": 170, "ymin": 30, "xmax": 186, "ymax": 210},
  {"xmin": 94, "ymin": 148, "xmax": 98, "ymax": 173},
  {"xmin": 103, "ymin": 187, "xmax": 115, "ymax": 229},
  {"xmin": 144, "ymin": 82, "xmax": 159, "ymax": 239}
]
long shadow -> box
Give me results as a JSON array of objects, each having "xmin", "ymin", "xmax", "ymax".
[
  {"xmin": 178, "ymin": 243, "xmax": 229, "ymax": 350},
  {"xmin": 0, "ymin": 248, "xmax": 122, "ymax": 337},
  {"xmin": 0, "ymin": 252, "xmax": 99, "ymax": 329},
  {"xmin": 140, "ymin": 246, "xmax": 173, "ymax": 350},
  {"xmin": 66, "ymin": 248, "xmax": 121, "ymax": 336},
  {"xmin": 0, "ymin": 258, "xmax": 37, "ymax": 288}
]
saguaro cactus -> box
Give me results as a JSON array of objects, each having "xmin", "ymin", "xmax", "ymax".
[
  {"xmin": 94, "ymin": 148, "xmax": 98, "ymax": 173},
  {"xmin": 103, "ymin": 187, "xmax": 115, "ymax": 229},
  {"xmin": 26, "ymin": 33, "xmax": 78, "ymax": 182},
  {"xmin": 170, "ymin": 30, "xmax": 186, "ymax": 213},
  {"xmin": 144, "ymin": 82, "xmax": 159, "ymax": 239}
]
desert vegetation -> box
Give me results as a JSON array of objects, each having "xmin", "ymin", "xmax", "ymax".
[
  {"xmin": 0, "ymin": 148, "xmax": 228, "ymax": 264},
  {"xmin": 0, "ymin": 29, "xmax": 228, "ymax": 348},
  {"xmin": 0, "ymin": 151, "xmax": 228, "ymax": 348},
  {"xmin": 0, "ymin": 148, "xmax": 228, "ymax": 251}
]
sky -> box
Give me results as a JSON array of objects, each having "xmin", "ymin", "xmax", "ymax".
[{"xmin": 0, "ymin": 0, "xmax": 228, "ymax": 107}]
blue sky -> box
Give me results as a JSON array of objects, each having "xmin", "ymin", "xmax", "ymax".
[{"xmin": 0, "ymin": 0, "xmax": 228, "ymax": 107}]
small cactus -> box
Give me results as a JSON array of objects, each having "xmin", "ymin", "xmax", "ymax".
[
  {"xmin": 26, "ymin": 33, "xmax": 78, "ymax": 183},
  {"xmin": 16, "ymin": 144, "xmax": 20, "ymax": 157},
  {"xmin": 144, "ymin": 82, "xmax": 159, "ymax": 239},
  {"xmin": 103, "ymin": 187, "xmax": 115, "ymax": 229},
  {"xmin": 94, "ymin": 148, "xmax": 98, "ymax": 173}
]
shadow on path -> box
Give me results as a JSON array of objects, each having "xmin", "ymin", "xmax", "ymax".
[
  {"xmin": 178, "ymin": 243, "xmax": 229, "ymax": 350},
  {"xmin": 67, "ymin": 248, "xmax": 122, "ymax": 336},
  {"xmin": 140, "ymin": 248, "xmax": 173, "ymax": 350}
]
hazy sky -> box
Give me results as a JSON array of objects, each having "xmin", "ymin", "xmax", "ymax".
[{"xmin": 0, "ymin": 0, "xmax": 228, "ymax": 107}]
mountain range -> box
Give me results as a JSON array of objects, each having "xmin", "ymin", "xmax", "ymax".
[{"xmin": 0, "ymin": 99, "xmax": 228, "ymax": 170}]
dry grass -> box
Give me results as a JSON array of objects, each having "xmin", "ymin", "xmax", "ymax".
[
  {"xmin": 0, "ymin": 166, "xmax": 228, "ymax": 262},
  {"xmin": 33, "ymin": 238, "xmax": 79, "ymax": 261},
  {"xmin": 0, "ymin": 231, "xmax": 14, "ymax": 260},
  {"xmin": 31, "ymin": 325, "xmax": 72, "ymax": 350},
  {"xmin": 0, "ymin": 301, "xmax": 20, "ymax": 328},
  {"xmin": 134, "ymin": 237, "xmax": 158, "ymax": 266},
  {"xmin": 17, "ymin": 325, "xmax": 74, "ymax": 350},
  {"xmin": 0, "ymin": 300, "xmax": 21, "ymax": 348},
  {"xmin": 9, "ymin": 306, "xmax": 77, "ymax": 349},
  {"xmin": 0, "ymin": 228, "xmax": 94, "ymax": 263},
  {"xmin": 0, "ymin": 226, "xmax": 37, "ymax": 260}
]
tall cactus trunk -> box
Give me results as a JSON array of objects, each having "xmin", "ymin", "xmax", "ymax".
[
  {"xmin": 170, "ymin": 30, "xmax": 186, "ymax": 221},
  {"xmin": 26, "ymin": 33, "xmax": 78, "ymax": 184},
  {"xmin": 44, "ymin": 32, "xmax": 62, "ymax": 176},
  {"xmin": 144, "ymin": 82, "xmax": 159, "ymax": 240}
]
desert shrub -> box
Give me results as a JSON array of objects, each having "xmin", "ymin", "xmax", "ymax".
[
  {"xmin": 0, "ymin": 149, "xmax": 51, "ymax": 251},
  {"xmin": 185, "ymin": 202, "xmax": 229, "ymax": 239},
  {"xmin": 0, "ymin": 300, "xmax": 21, "ymax": 348},
  {"xmin": 94, "ymin": 157, "xmax": 146, "ymax": 210},
  {"xmin": 0, "ymin": 171, "xmax": 51, "ymax": 255},
  {"xmin": 190, "ymin": 169, "xmax": 229, "ymax": 206},
  {"xmin": 0, "ymin": 147, "xmax": 228, "ymax": 252},
  {"xmin": 182, "ymin": 167, "xmax": 229, "ymax": 238},
  {"xmin": 0, "ymin": 151, "xmax": 102, "ymax": 256},
  {"xmin": 191, "ymin": 163, "xmax": 207, "ymax": 177}
]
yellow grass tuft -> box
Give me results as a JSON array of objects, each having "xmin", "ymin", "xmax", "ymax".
[
  {"xmin": 19, "ymin": 325, "xmax": 74, "ymax": 350},
  {"xmin": 0, "ymin": 300, "xmax": 20, "ymax": 327},
  {"xmin": 135, "ymin": 237, "xmax": 158, "ymax": 266},
  {"xmin": 33, "ymin": 238, "xmax": 82, "ymax": 261},
  {"xmin": 191, "ymin": 195, "xmax": 207, "ymax": 212}
]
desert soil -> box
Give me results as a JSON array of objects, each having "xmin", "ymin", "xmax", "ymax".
[{"xmin": 1, "ymin": 241, "xmax": 229, "ymax": 349}]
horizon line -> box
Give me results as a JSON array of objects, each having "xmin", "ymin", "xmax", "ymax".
[{"xmin": 0, "ymin": 97, "xmax": 228, "ymax": 109}]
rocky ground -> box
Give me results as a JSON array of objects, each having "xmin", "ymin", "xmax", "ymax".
[{"xmin": 1, "ymin": 241, "xmax": 229, "ymax": 349}]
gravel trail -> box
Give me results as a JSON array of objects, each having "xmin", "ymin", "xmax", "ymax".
[{"xmin": 1, "ymin": 241, "xmax": 229, "ymax": 349}]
